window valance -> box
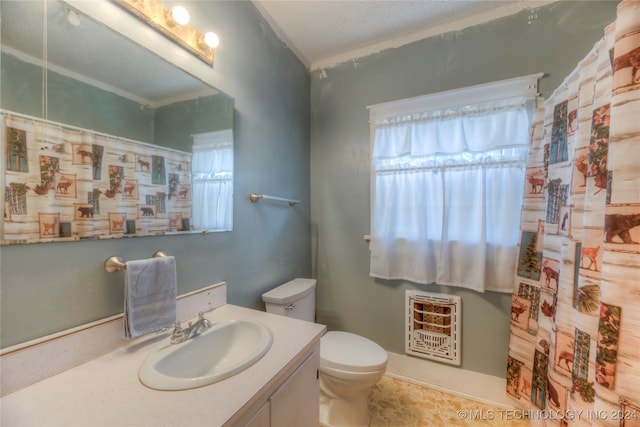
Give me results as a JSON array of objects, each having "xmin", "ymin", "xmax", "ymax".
[{"xmin": 372, "ymin": 96, "xmax": 532, "ymax": 159}]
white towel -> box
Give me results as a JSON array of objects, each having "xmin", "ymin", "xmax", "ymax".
[{"xmin": 124, "ymin": 256, "xmax": 177, "ymax": 339}]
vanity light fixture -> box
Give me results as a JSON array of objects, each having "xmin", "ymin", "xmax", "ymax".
[{"xmin": 112, "ymin": 0, "xmax": 217, "ymax": 65}]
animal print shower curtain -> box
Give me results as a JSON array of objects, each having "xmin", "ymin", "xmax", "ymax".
[
  {"xmin": 506, "ymin": 1, "xmax": 640, "ymax": 425},
  {"xmin": 3, "ymin": 113, "xmax": 192, "ymax": 244}
]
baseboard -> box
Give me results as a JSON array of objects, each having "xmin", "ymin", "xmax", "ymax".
[{"xmin": 385, "ymin": 352, "xmax": 516, "ymax": 409}]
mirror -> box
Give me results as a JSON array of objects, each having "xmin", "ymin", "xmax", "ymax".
[{"xmin": 1, "ymin": 0, "xmax": 234, "ymax": 244}]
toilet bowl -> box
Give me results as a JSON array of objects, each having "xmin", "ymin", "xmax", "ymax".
[
  {"xmin": 319, "ymin": 331, "xmax": 387, "ymax": 427},
  {"xmin": 262, "ymin": 279, "xmax": 388, "ymax": 427}
]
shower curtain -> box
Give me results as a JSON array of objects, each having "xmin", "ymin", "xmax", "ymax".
[
  {"xmin": 506, "ymin": 1, "xmax": 640, "ymax": 425},
  {"xmin": 2, "ymin": 113, "xmax": 192, "ymax": 243}
]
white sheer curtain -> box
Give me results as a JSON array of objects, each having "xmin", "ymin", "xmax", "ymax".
[
  {"xmin": 369, "ymin": 94, "xmax": 533, "ymax": 293},
  {"xmin": 192, "ymin": 130, "xmax": 233, "ymax": 231}
]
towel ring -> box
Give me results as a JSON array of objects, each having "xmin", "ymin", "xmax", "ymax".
[{"xmin": 104, "ymin": 251, "xmax": 168, "ymax": 273}]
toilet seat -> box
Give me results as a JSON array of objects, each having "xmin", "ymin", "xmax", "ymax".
[{"xmin": 320, "ymin": 331, "xmax": 387, "ymax": 373}]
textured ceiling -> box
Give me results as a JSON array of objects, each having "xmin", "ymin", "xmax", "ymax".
[
  {"xmin": 1, "ymin": 0, "xmax": 550, "ymax": 101},
  {"xmin": 253, "ymin": 0, "xmax": 550, "ymax": 70}
]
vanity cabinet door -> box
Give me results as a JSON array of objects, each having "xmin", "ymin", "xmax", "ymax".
[{"xmin": 269, "ymin": 349, "xmax": 320, "ymax": 427}]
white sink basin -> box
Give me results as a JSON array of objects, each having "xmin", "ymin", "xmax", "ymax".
[{"xmin": 139, "ymin": 319, "xmax": 273, "ymax": 391}]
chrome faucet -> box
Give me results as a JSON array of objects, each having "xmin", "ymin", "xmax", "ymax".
[{"xmin": 169, "ymin": 307, "xmax": 216, "ymax": 344}]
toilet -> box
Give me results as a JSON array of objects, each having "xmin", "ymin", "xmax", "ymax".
[{"xmin": 262, "ymin": 278, "xmax": 388, "ymax": 427}]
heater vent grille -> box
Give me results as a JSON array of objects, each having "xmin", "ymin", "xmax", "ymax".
[{"xmin": 405, "ymin": 290, "xmax": 461, "ymax": 365}]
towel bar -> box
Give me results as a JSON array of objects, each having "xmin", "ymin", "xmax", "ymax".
[
  {"xmin": 249, "ymin": 193, "xmax": 300, "ymax": 206},
  {"xmin": 104, "ymin": 251, "xmax": 168, "ymax": 273}
]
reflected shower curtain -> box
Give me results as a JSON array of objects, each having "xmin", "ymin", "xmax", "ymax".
[
  {"xmin": 2, "ymin": 113, "xmax": 192, "ymax": 243},
  {"xmin": 506, "ymin": 1, "xmax": 640, "ymax": 425}
]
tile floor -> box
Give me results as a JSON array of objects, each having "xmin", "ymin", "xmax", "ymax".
[{"xmin": 368, "ymin": 376, "xmax": 530, "ymax": 426}]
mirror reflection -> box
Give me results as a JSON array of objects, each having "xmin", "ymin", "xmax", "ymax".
[{"xmin": 1, "ymin": 0, "xmax": 234, "ymax": 244}]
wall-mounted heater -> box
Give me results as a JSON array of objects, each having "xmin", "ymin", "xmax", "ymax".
[{"xmin": 405, "ymin": 290, "xmax": 461, "ymax": 366}]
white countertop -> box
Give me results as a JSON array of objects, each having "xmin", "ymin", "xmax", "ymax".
[{"xmin": 0, "ymin": 304, "xmax": 326, "ymax": 426}]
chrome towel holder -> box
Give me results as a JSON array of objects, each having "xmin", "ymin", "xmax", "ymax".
[
  {"xmin": 249, "ymin": 193, "xmax": 300, "ymax": 207},
  {"xmin": 104, "ymin": 251, "xmax": 168, "ymax": 273}
]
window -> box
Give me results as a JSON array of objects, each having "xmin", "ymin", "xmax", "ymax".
[
  {"xmin": 368, "ymin": 74, "xmax": 541, "ymax": 293},
  {"xmin": 191, "ymin": 130, "xmax": 233, "ymax": 231}
]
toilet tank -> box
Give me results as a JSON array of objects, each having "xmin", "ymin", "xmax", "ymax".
[{"xmin": 262, "ymin": 278, "xmax": 316, "ymax": 322}]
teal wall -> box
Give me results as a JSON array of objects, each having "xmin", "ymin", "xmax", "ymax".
[
  {"xmin": 310, "ymin": 1, "xmax": 619, "ymax": 378},
  {"xmin": 1, "ymin": 52, "xmax": 154, "ymax": 142},
  {"xmin": 154, "ymin": 94, "xmax": 235, "ymax": 153},
  {"xmin": 0, "ymin": 1, "xmax": 310, "ymax": 348},
  {"xmin": 1, "ymin": 51, "xmax": 234, "ymax": 153}
]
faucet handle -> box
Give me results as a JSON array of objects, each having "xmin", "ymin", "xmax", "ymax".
[
  {"xmin": 169, "ymin": 322, "xmax": 187, "ymax": 344},
  {"xmin": 157, "ymin": 321, "xmax": 180, "ymax": 334}
]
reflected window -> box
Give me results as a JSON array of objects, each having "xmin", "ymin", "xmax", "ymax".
[{"xmin": 192, "ymin": 130, "xmax": 233, "ymax": 231}]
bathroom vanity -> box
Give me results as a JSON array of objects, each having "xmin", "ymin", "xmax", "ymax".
[{"xmin": 0, "ymin": 284, "xmax": 326, "ymax": 426}]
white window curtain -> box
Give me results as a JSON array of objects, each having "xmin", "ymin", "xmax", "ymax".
[
  {"xmin": 369, "ymin": 75, "xmax": 540, "ymax": 293},
  {"xmin": 192, "ymin": 130, "xmax": 233, "ymax": 231}
]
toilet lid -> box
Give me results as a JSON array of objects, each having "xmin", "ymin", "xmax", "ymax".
[{"xmin": 320, "ymin": 331, "xmax": 388, "ymax": 372}]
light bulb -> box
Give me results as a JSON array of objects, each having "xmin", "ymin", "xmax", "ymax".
[
  {"xmin": 203, "ymin": 32, "xmax": 219, "ymax": 48},
  {"xmin": 171, "ymin": 5, "xmax": 190, "ymax": 25}
]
